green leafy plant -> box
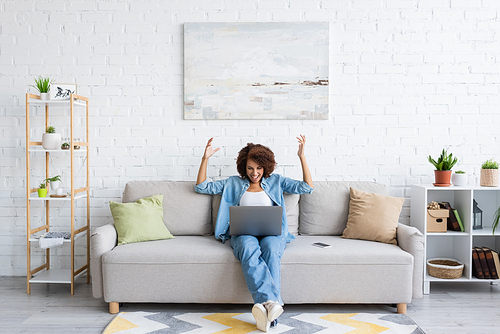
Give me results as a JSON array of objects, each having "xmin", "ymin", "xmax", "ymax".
[
  {"xmin": 43, "ymin": 175, "xmax": 62, "ymax": 183},
  {"xmin": 39, "ymin": 182, "xmax": 47, "ymax": 189},
  {"xmin": 493, "ymin": 206, "xmax": 500, "ymax": 235},
  {"xmin": 428, "ymin": 149, "xmax": 458, "ymax": 171},
  {"xmin": 455, "ymin": 170, "xmax": 465, "ymax": 174},
  {"xmin": 481, "ymin": 159, "xmax": 499, "ymax": 169},
  {"xmin": 31, "ymin": 76, "xmax": 52, "ymax": 93},
  {"xmin": 46, "ymin": 126, "xmax": 55, "ymax": 134}
]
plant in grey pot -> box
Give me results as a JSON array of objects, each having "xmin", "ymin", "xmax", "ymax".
[
  {"xmin": 452, "ymin": 170, "xmax": 467, "ymax": 186},
  {"xmin": 480, "ymin": 159, "xmax": 499, "ymax": 187},
  {"xmin": 428, "ymin": 149, "xmax": 458, "ymax": 187},
  {"xmin": 31, "ymin": 76, "xmax": 52, "ymax": 101},
  {"xmin": 41, "ymin": 126, "xmax": 61, "ymax": 150}
]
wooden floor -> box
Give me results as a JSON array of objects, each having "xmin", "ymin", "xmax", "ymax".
[{"xmin": 1, "ymin": 277, "xmax": 499, "ymax": 334}]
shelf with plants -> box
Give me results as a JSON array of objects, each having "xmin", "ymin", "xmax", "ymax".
[
  {"xmin": 411, "ymin": 184, "xmax": 500, "ymax": 294},
  {"xmin": 412, "ymin": 151, "xmax": 500, "ymax": 294},
  {"xmin": 25, "ymin": 91, "xmax": 90, "ymax": 294}
]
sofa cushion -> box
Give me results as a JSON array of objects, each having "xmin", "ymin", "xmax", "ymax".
[
  {"xmin": 122, "ymin": 181, "xmax": 212, "ymax": 236},
  {"xmin": 342, "ymin": 187, "xmax": 404, "ymax": 245},
  {"xmin": 299, "ymin": 181, "xmax": 388, "ymax": 236},
  {"xmin": 110, "ymin": 195, "xmax": 174, "ymax": 245},
  {"xmin": 282, "ymin": 236, "xmax": 414, "ymax": 303},
  {"xmin": 101, "ymin": 235, "xmax": 414, "ymax": 304}
]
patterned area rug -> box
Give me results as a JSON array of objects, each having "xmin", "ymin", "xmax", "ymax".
[{"xmin": 103, "ymin": 311, "xmax": 425, "ymax": 334}]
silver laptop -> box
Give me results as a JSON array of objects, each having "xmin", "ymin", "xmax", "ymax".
[{"xmin": 229, "ymin": 206, "xmax": 282, "ymax": 236}]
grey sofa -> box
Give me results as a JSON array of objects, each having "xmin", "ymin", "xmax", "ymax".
[{"xmin": 91, "ymin": 180, "xmax": 424, "ymax": 314}]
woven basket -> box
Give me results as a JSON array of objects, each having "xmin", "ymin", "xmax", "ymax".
[
  {"xmin": 427, "ymin": 258, "xmax": 464, "ymax": 279},
  {"xmin": 480, "ymin": 169, "xmax": 499, "ymax": 187}
]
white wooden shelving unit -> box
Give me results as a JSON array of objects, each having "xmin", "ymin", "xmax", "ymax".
[
  {"xmin": 411, "ymin": 184, "xmax": 500, "ymax": 294},
  {"xmin": 25, "ymin": 93, "xmax": 90, "ymax": 295}
]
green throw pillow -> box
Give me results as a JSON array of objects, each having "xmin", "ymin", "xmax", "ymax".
[{"xmin": 110, "ymin": 194, "xmax": 174, "ymax": 245}]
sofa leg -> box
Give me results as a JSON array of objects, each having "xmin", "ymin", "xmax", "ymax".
[
  {"xmin": 396, "ymin": 303, "xmax": 407, "ymax": 314},
  {"xmin": 109, "ymin": 302, "xmax": 119, "ymax": 314}
]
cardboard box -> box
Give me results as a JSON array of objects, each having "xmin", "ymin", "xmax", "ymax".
[{"xmin": 427, "ymin": 209, "xmax": 449, "ymax": 233}]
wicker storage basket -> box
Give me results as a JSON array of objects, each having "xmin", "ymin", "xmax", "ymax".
[
  {"xmin": 427, "ymin": 258, "xmax": 464, "ymax": 279},
  {"xmin": 480, "ymin": 169, "xmax": 499, "ymax": 187}
]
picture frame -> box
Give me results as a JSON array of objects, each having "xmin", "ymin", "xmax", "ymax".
[{"xmin": 50, "ymin": 83, "xmax": 77, "ymax": 100}]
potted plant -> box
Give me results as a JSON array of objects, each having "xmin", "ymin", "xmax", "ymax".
[
  {"xmin": 31, "ymin": 76, "xmax": 52, "ymax": 101},
  {"xmin": 37, "ymin": 182, "xmax": 48, "ymax": 197},
  {"xmin": 480, "ymin": 159, "xmax": 499, "ymax": 187},
  {"xmin": 44, "ymin": 175, "xmax": 62, "ymax": 191},
  {"xmin": 61, "ymin": 138, "xmax": 70, "ymax": 150},
  {"xmin": 428, "ymin": 149, "xmax": 458, "ymax": 187},
  {"xmin": 452, "ymin": 170, "xmax": 467, "ymax": 187},
  {"xmin": 41, "ymin": 126, "xmax": 61, "ymax": 150}
]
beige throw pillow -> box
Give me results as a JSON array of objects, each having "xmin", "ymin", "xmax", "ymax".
[{"xmin": 342, "ymin": 187, "xmax": 404, "ymax": 245}]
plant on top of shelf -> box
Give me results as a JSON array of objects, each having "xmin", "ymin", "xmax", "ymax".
[
  {"xmin": 31, "ymin": 76, "xmax": 52, "ymax": 93},
  {"xmin": 480, "ymin": 159, "xmax": 499, "ymax": 187},
  {"xmin": 428, "ymin": 149, "xmax": 458, "ymax": 187},
  {"xmin": 428, "ymin": 149, "xmax": 458, "ymax": 171},
  {"xmin": 46, "ymin": 126, "xmax": 56, "ymax": 133},
  {"xmin": 31, "ymin": 76, "xmax": 53, "ymax": 101},
  {"xmin": 452, "ymin": 170, "xmax": 467, "ymax": 186},
  {"xmin": 481, "ymin": 159, "xmax": 499, "ymax": 169}
]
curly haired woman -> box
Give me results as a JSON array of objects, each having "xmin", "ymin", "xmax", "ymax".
[{"xmin": 195, "ymin": 136, "xmax": 313, "ymax": 332}]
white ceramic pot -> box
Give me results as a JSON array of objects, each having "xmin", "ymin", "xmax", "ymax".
[
  {"xmin": 451, "ymin": 173, "xmax": 467, "ymax": 186},
  {"xmin": 50, "ymin": 181, "xmax": 61, "ymax": 191},
  {"xmin": 42, "ymin": 133, "xmax": 61, "ymax": 150},
  {"xmin": 40, "ymin": 92, "xmax": 50, "ymax": 101}
]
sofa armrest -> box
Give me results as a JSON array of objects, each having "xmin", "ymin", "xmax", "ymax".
[
  {"xmin": 397, "ymin": 223, "xmax": 424, "ymax": 299},
  {"xmin": 90, "ymin": 224, "xmax": 117, "ymax": 298}
]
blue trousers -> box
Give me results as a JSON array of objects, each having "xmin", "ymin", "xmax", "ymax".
[{"xmin": 231, "ymin": 234, "xmax": 286, "ymax": 305}]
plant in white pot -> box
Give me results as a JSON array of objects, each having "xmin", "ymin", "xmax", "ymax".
[
  {"xmin": 452, "ymin": 170, "xmax": 467, "ymax": 186},
  {"xmin": 31, "ymin": 76, "xmax": 52, "ymax": 101},
  {"xmin": 44, "ymin": 175, "xmax": 62, "ymax": 191},
  {"xmin": 42, "ymin": 126, "xmax": 61, "ymax": 150},
  {"xmin": 480, "ymin": 159, "xmax": 499, "ymax": 187}
]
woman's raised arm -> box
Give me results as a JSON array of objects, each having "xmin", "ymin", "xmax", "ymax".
[
  {"xmin": 297, "ymin": 134, "xmax": 313, "ymax": 189},
  {"xmin": 196, "ymin": 137, "xmax": 220, "ymax": 185}
]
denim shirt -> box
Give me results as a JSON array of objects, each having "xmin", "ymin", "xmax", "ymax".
[{"xmin": 195, "ymin": 174, "xmax": 314, "ymax": 243}]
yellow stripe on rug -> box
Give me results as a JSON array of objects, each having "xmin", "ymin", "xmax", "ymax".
[
  {"xmin": 203, "ymin": 313, "xmax": 257, "ymax": 334},
  {"xmin": 322, "ymin": 313, "xmax": 389, "ymax": 334},
  {"xmin": 103, "ymin": 313, "xmax": 140, "ymax": 334}
]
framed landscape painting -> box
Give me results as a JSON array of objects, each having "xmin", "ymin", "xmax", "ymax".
[{"xmin": 184, "ymin": 22, "xmax": 329, "ymax": 120}]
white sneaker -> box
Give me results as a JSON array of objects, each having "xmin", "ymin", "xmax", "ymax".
[
  {"xmin": 252, "ymin": 303, "xmax": 270, "ymax": 332},
  {"xmin": 263, "ymin": 301, "xmax": 283, "ymax": 322}
]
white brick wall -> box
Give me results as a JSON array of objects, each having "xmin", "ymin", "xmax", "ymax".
[{"xmin": 0, "ymin": 0, "xmax": 499, "ymax": 276}]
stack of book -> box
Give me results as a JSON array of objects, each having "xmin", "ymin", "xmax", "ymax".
[{"xmin": 472, "ymin": 247, "xmax": 500, "ymax": 279}]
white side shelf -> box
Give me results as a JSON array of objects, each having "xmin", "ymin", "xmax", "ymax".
[
  {"xmin": 411, "ymin": 184, "xmax": 500, "ymax": 295},
  {"xmin": 28, "ymin": 147, "xmax": 87, "ymax": 154},
  {"xmin": 29, "ymin": 231, "xmax": 87, "ymax": 243},
  {"xmin": 29, "ymin": 99, "xmax": 87, "ymax": 107},
  {"xmin": 30, "ymin": 268, "xmax": 87, "ymax": 284},
  {"xmin": 29, "ymin": 193, "xmax": 87, "ymax": 201}
]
